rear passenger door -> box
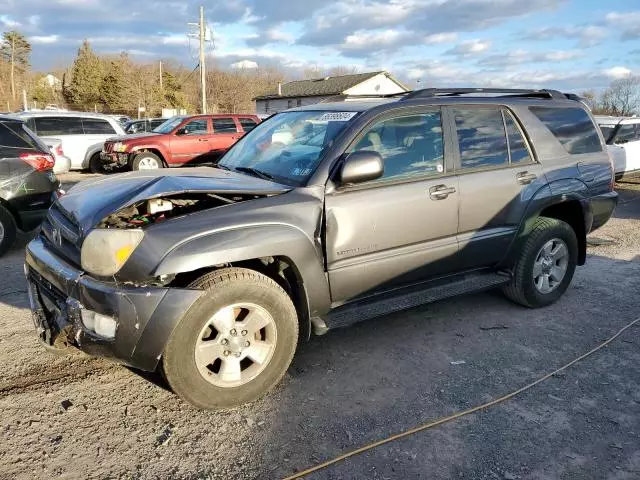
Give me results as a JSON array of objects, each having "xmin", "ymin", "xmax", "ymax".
[
  {"xmin": 611, "ymin": 123, "xmax": 640, "ymax": 173},
  {"xmin": 211, "ymin": 117, "xmax": 242, "ymax": 155},
  {"xmin": 450, "ymin": 106, "xmax": 546, "ymax": 269},
  {"xmin": 81, "ymin": 117, "xmax": 118, "ymax": 158}
]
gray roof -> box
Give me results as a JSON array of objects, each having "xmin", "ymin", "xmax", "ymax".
[{"xmin": 255, "ymin": 71, "xmax": 406, "ymax": 100}]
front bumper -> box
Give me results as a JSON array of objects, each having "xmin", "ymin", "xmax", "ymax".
[
  {"xmin": 100, "ymin": 151, "xmax": 131, "ymax": 167},
  {"xmin": 25, "ymin": 237, "xmax": 203, "ymax": 371}
]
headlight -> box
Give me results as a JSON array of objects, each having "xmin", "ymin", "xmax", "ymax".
[
  {"xmin": 113, "ymin": 142, "xmax": 127, "ymax": 152},
  {"xmin": 81, "ymin": 229, "xmax": 144, "ymax": 276}
]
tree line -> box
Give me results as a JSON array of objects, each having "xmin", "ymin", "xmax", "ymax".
[{"xmin": 1, "ymin": 29, "xmax": 639, "ymax": 117}]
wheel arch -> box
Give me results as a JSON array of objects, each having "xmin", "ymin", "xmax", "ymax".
[{"xmin": 130, "ymin": 147, "xmax": 168, "ymax": 166}]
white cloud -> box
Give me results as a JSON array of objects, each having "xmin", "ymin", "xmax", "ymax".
[
  {"xmin": 30, "ymin": 35, "xmax": 60, "ymax": 44},
  {"xmin": 342, "ymin": 29, "xmax": 406, "ymax": 50},
  {"xmin": 231, "ymin": 60, "xmax": 259, "ymax": 69},
  {"xmin": 604, "ymin": 66, "xmax": 633, "ymax": 79},
  {"xmin": 522, "ymin": 25, "xmax": 608, "ymax": 47},
  {"xmin": 605, "ymin": 11, "xmax": 640, "ymax": 40},
  {"xmin": 444, "ymin": 39, "xmax": 491, "ymax": 57},
  {"xmin": 0, "ymin": 14, "xmax": 21, "ymax": 28},
  {"xmin": 424, "ymin": 32, "xmax": 458, "ymax": 44},
  {"xmin": 480, "ymin": 49, "xmax": 582, "ymax": 67}
]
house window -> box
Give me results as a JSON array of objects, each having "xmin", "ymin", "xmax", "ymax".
[
  {"xmin": 287, "ymin": 99, "xmax": 295, "ymax": 109},
  {"xmin": 296, "ymin": 98, "xmax": 302, "ymax": 107},
  {"xmin": 264, "ymin": 100, "xmax": 270, "ymax": 113}
]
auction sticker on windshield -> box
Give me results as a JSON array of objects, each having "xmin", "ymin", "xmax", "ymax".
[{"xmin": 318, "ymin": 112, "xmax": 357, "ymax": 121}]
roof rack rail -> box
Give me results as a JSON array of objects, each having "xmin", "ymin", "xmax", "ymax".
[{"xmin": 400, "ymin": 88, "xmax": 567, "ymax": 101}]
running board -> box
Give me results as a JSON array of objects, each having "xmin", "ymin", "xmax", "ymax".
[{"xmin": 324, "ymin": 272, "xmax": 511, "ymax": 330}]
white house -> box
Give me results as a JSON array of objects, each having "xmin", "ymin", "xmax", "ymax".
[{"xmin": 254, "ymin": 71, "xmax": 409, "ymax": 115}]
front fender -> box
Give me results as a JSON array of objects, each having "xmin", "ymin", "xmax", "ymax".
[
  {"xmin": 130, "ymin": 145, "xmax": 168, "ymax": 160},
  {"xmin": 82, "ymin": 142, "xmax": 105, "ymax": 169},
  {"xmin": 153, "ymin": 223, "xmax": 331, "ymax": 316}
]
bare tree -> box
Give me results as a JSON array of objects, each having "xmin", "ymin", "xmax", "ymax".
[
  {"xmin": 0, "ymin": 31, "xmax": 31, "ymax": 103},
  {"xmin": 601, "ymin": 76, "xmax": 640, "ymax": 116}
]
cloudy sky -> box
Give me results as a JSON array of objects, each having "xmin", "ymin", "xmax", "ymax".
[{"xmin": 0, "ymin": 0, "xmax": 638, "ymax": 91}]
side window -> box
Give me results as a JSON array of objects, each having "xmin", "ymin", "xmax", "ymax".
[
  {"xmin": 212, "ymin": 118, "xmax": 238, "ymax": 133},
  {"xmin": 529, "ymin": 107, "xmax": 602, "ymax": 154},
  {"xmin": 350, "ymin": 111, "xmax": 444, "ymax": 182},
  {"xmin": 34, "ymin": 117, "xmax": 84, "ymax": 136},
  {"xmin": 182, "ymin": 119, "xmax": 208, "ymax": 135},
  {"xmin": 239, "ymin": 118, "xmax": 257, "ymax": 132},
  {"xmin": 150, "ymin": 119, "xmax": 165, "ymax": 129},
  {"xmin": 453, "ymin": 108, "xmax": 509, "ymax": 169},
  {"xmin": 504, "ymin": 111, "xmax": 533, "ymax": 164},
  {"xmin": 82, "ymin": 118, "xmax": 117, "ymax": 135},
  {"xmin": 613, "ymin": 124, "xmax": 639, "ymax": 144},
  {"xmin": 0, "ymin": 122, "xmax": 33, "ymax": 148}
]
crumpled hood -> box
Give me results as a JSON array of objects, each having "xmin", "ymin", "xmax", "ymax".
[{"xmin": 57, "ymin": 167, "xmax": 290, "ymax": 233}]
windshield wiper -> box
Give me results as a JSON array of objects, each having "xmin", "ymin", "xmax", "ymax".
[
  {"xmin": 214, "ymin": 163, "xmax": 231, "ymax": 171},
  {"xmin": 234, "ymin": 166, "xmax": 275, "ymax": 181}
]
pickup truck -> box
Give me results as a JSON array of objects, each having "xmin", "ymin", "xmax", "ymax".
[{"xmin": 25, "ymin": 88, "xmax": 617, "ymax": 410}]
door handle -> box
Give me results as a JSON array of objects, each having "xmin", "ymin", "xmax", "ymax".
[
  {"xmin": 198, "ymin": 138, "xmax": 209, "ymax": 142},
  {"xmin": 516, "ymin": 171, "xmax": 537, "ymax": 185},
  {"xmin": 429, "ymin": 184, "xmax": 456, "ymax": 200}
]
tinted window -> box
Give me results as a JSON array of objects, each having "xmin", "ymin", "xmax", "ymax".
[
  {"xmin": 183, "ymin": 119, "xmax": 208, "ymax": 135},
  {"xmin": 614, "ymin": 124, "xmax": 639, "ymax": 144},
  {"xmin": 150, "ymin": 119, "xmax": 166, "ymax": 129},
  {"xmin": 34, "ymin": 116, "xmax": 84, "ymax": 136},
  {"xmin": 82, "ymin": 118, "xmax": 116, "ymax": 134},
  {"xmin": 0, "ymin": 122, "xmax": 41, "ymax": 149},
  {"xmin": 530, "ymin": 107, "xmax": 601, "ymax": 154},
  {"xmin": 454, "ymin": 108, "xmax": 508, "ymax": 169},
  {"xmin": 213, "ymin": 118, "xmax": 238, "ymax": 133},
  {"xmin": 239, "ymin": 118, "xmax": 257, "ymax": 132},
  {"xmin": 598, "ymin": 125, "xmax": 615, "ymax": 143},
  {"xmin": 504, "ymin": 111, "xmax": 532, "ymax": 164},
  {"xmin": 351, "ymin": 112, "xmax": 444, "ymax": 182}
]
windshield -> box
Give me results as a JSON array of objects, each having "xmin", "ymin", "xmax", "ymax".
[
  {"xmin": 218, "ymin": 110, "xmax": 357, "ymax": 186},
  {"xmin": 598, "ymin": 124, "xmax": 615, "ymax": 143},
  {"xmin": 153, "ymin": 116, "xmax": 186, "ymax": 134}
]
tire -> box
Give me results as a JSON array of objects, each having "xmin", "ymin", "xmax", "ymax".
[
  {"xmin": 503, "ymin": 217, "xmax": 578, "ymax": 308},
  {"xmin": 162, "ymin": 267, "xmax": 299, "ymax": 410},
  {"xmin": 0, "ymin": 204, "xmax": 17, "ymax": 257},
  {"xmin": 89, "ymin": 153, "xmax": 104, "ymax": 174},
  {"xmin": 131, "ymin": 152, "xmax": 163, "ymax": 171}
]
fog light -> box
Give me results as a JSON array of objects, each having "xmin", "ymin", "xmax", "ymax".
[{"xmin": 80, "ymin": 309, "xmax": 117, "ymax": 339}]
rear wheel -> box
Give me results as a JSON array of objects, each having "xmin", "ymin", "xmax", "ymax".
[
  {"xmin": 503, "ymin": 217, "xmax": 578, "ymax": 308},
  {"xmin": 162, "ymin": 268, "xmax": 299, "ymax": 410},
  {"xmin": 0, "ymin": 205, "xmax": 17, "ymax": 257},
  {"xmin": 132, "ymin": 152, "xmax": 163, "ymax": 171},
  {"xmin": 89, "ymin": 153, "xmax": 104, "ymax": 173}
]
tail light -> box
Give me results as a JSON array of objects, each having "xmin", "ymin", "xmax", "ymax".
[{"xmin": 20, "ymin": 152, "xmax": 55, "ymax": 171}]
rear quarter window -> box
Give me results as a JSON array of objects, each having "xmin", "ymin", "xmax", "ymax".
[
  {"xmin": 34, "ymin": 116, "xmax": 84, "ymax": 136},
  {"xmin": 0, "ymin": 122, "xmax": 46, "ymax": 150},
  {"xmin": 529, "ymin": 107, "xmax": 602, "ymax": 155},
  {"xmin": 82, "ymin": 118, "xmax": 117, "ymax": 134}
]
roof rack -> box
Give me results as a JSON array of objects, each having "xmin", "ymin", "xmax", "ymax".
[{"xmin": 401, "ymin": 88, "xmax": 567, "ymax": 101}]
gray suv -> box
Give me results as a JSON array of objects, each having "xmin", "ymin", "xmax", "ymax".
[{"xmin": 25, "ymin": 88, "xmax": 617, "ymax": 410}]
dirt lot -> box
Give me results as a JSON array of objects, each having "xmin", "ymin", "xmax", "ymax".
[{"xmin": 0, "ymin": 173, "xmax": 639, "ymax": 480}]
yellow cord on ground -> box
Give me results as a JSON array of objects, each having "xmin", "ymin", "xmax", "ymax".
[{"xmin": 282, "ymin": 316, "xmax": 640, "ymax": 480}]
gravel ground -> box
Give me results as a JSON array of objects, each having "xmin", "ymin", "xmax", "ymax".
[{"xmin": 0, "ymin": 174, "xmax": 638, "ymax": 479}]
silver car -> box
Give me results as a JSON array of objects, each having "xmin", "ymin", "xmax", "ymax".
[
  {"xmin": 40, "ymin": 137, "xmax": 71, "ymax": 174},
  {"xmin": 15, "ymin": 112, "xmax": 125, "ymax": 172}
]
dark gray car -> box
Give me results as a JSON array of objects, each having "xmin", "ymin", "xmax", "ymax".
[{"xmin": 25, "ymin": 88, "xmax": 617, "ymax": 410}]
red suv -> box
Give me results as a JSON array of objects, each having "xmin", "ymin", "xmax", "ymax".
[{"xmin": 101, "ymin": 114, "xmax": 260, "ymax": 170}]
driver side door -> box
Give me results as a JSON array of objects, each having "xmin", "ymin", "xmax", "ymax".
[
  {"xmin": 324, "ymin": 109, "xmax": 460, "ymax": 305},
  {"xmin": 168, "ymin": 118, "xmax": 212, "ymax": 166}
]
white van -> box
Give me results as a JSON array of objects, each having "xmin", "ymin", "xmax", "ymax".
[
  {"xmin": 596, "ymin": 116, "xmax": 640, "ymax": 180},
  {"xmin": 16, "ymin": 112, "xmax": 125, "ymax": 172}
]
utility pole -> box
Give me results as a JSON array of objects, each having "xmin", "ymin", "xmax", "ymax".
[
  {"xmin": 159, "ymin": 61, "xmax": 163, "ymax": 91},
  {"xmin": 22, "ymin": 88, "xmax": 27, "ymax": 111},
  {"xmin": 199, "ymin": 6, "xmax": 207, "ymax": 114},
  {"xmin": 188, "ymin": 5, "xmax": 208, "ymax": 114}
]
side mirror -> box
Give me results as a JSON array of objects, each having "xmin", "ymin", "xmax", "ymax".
[
  {"xmin": 339, "ymin": 151, "xmax": 384, "ymax": 185},
  {"xmin": 175, "ymin": 127, "xmax": 187, "ymax": 136}
]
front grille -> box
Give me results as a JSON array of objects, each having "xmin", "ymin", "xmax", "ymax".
[
  {"xmin": 41, "ymin": 203, "xmax": 82, "ymax": 266},
  {"xmin": 103, "ymin": 142, "xmax": 114, "ymax": 154}
]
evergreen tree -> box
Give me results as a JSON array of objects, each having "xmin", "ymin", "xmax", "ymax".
[{"xmin": 67, "ymin": 40, "xmax": 103, "ymax": 110}]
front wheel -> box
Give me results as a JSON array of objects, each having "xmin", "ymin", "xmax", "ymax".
[
  {"xmin": 503, "ymin": 217, "xmax": 578, "ymax": 308},
  {"xmin": 131, "ymin": 152, "xmax": 163, "ymax": 171},
  {"xmin": 0, "ymin": 205, "xmax": 17, "ymax": 257},
  {"xmin": 89, "ymin": 153, "xmax": 104, "ymax": 173},
  {"xmin": 162, "ymin": 268, "xmax": 299, "ymax": 410}
]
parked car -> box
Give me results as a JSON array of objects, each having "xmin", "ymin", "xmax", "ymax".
[
  {"xmin": 109, "ymin": 114, "xmax": 132, "ymax": 126},
  {"xmin": 124, "ymin": 118, "xmax": 168, "ymax": 134},
  {"xmin": 25, "ymin": 88, "xmax": 617, "ymax": 409},
  {"xmin": 15, "ymin": 112, "xmax": 126, "ymax": 172},
  {"xmin": 596, "ymin": 115, "xmax": 640, "ymax": 180},
  {"xmin": 101, "ymin": 114, "xmax": 261, "ymax": 170},
  {"xmin": 0, "ymin": 116, "xmax": 60, "ymax": 256},
  {"xmin": 40, "ymin": 137, "xmax": 71, "ymax": 174}
]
